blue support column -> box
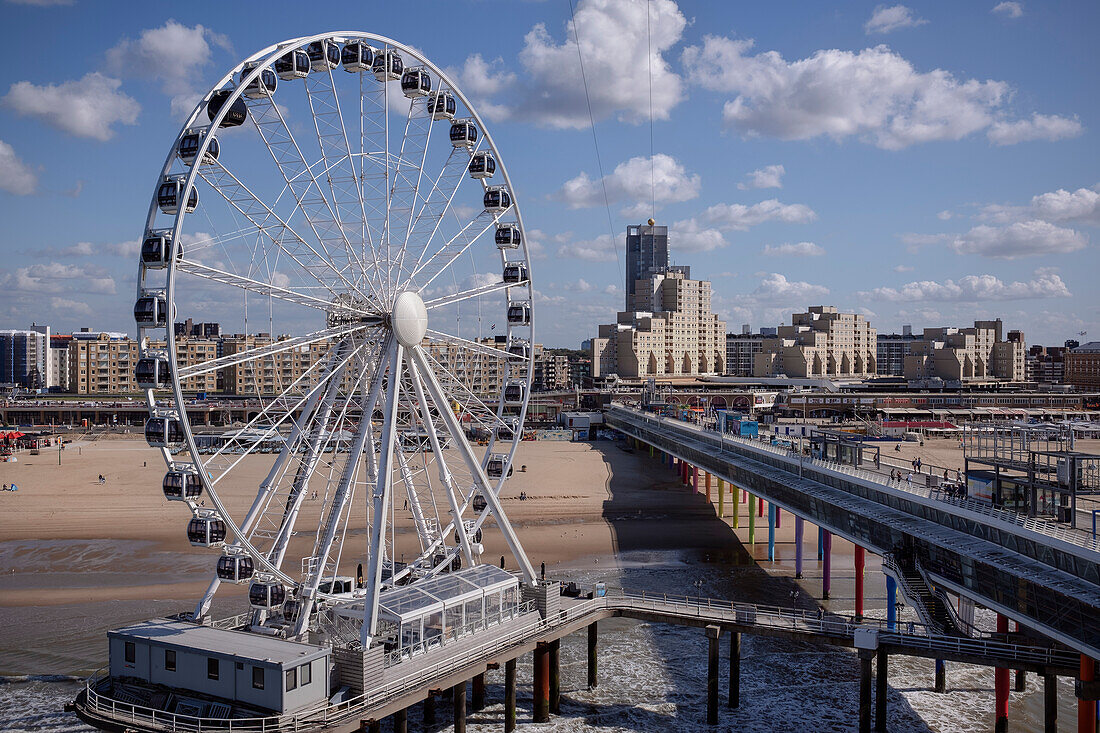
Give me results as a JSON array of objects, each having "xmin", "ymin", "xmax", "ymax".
[
  {"xmin": 886, "ymin": 575, "xmax": 897, "ymax": 631},
  {"xmin": 818, "ymin": 525, "xmax": 825, "ymax": 560},
  {"xmin": 767, "ymin": 503, "xmax": 776, "ymax": 561}
]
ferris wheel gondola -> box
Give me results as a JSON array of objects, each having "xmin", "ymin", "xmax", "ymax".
[{"xmin": 133, "ymin": 32, "xmax": 537, "ymax": 648}]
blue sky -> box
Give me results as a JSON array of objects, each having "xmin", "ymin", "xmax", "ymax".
[{"xmin": 0, "ymin": 0, "xmax": 1096, "ymax": 348}]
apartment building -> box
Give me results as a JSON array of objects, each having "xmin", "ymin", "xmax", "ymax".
[
  {"xmin": 754, "ymin": 306, "xmax": 877, "ymax": 378},
  {"xmin": 904, "ymin": 320, "xmax": 1026, "ymax": 382}
]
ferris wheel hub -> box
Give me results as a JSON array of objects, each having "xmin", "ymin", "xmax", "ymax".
[{"xmin": 391, "ymin": 290, "xmax": 428, "ymax": 347}]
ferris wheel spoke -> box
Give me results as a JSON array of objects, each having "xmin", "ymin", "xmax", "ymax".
[
  {"xmin": 382, "ymin": 94, "xmax": 433, "ymax": 299},
  {"xmin": 409, "ymin": 345, "xmax": 535, "ymax": 584},
  {"xmin": 419, "ymin": 347, "xmax": 508, "ymax": 436},
  {"xmin": 424, "ymin": 329, "xmax": 522, "ymax": 363},
  {"xmin": 176, "ymin": 259, "xmax": 357, "ymax": 314},
  {"xmin": 422, "ymin": 278, "xmax": 515, "ymax": 311},
  {"xmin": 410, "ymin": 210, "xmax": 501, "ymax": 293},
  {"xmin": 178, "ymin": 323, "xmax": 366, "ymax": 380}
]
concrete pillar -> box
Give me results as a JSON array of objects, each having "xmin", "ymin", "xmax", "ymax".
[
  {"xmin": 717, "ymin": 479, "xmax": 724, "ymax": 517},
  {"xmin": 705, "ymin": 472, "xmax": 712, "ymax": 504},
  {"xmin": 767, "ymin": 503, "xmax": 776, "ymax": 562},
  {"xmin": 732, "ymin": 487, "xmax": 739, "ymax": 529},
  {"xmin": 875, "ymin": 648, "xmax": 888, "ymax": 732},
  {"xmin": 935, "ymin": 659, "xmax": 946, "ymax": 693},
  {"xmin": 587, "ymin": 622, "xmax": 598, "ymax": 689},
  {"xmin": 472, "ymin": 673, "xmax": 486, "ymax": 711},
  {"xmin": 1015, "ymin": 669, "xmax": 1026, "ymax": 693},
  {"xmin": 748, "ymin": 494, "xmax": 756, "ymax": 545},
  {"xmin": 366, "ymin": 720, "xmax": 380, "ymax": 733},
  {"xmin": 886, "ymin": 575, "xmax": 897, "ymax": 630},
  {"xmin": 822, "ymin": 530, "xmax": 832, "ymax": 600},
  {"xmin": 855, "ymin": 545, "xmax": 866, "ymax": 621},
  {"xmin": 1043, "ymin": 674, "xmax": 1057, "ymax": 733},
  {"xmin": 1080, "ymin": 654, "xmax": 1096, "ymax": 733},
  {"xmin": 534, "ymin": 642, "xmax": 550, "ymax": 723},
  {"xmin": 549, "ymin": 638, "xmax": 561, "ymax": 715},
  {"xmin": 393, "ymin": 707, "xmax": 407, "ymax": 733},
  {"xmin": 995, "ymin": 614, "xmax": 1009, "ymax": 733},
  {"xmin": 706, "ymin": 625, "xmax": 720, "ymax": 726},
  {"xmin": 728, "ymin": 631, "xmax": 740, "ymax": 709},
  {"xmin": 859, "ymin": 653, "xmax": 873, "ymax": 733},
  {"xmin": 505, "ymin": 658, "xmax": 517, "ymax": 733},
  {"xmin": 424, "ymin": 691, "xmax": 437, "ymax": 727},
  {"xmin": 795, "ymin": 516, "xmax": 804, "ymax": 578},
  {"xmin": 453, "ymin": 680, "xmax": 467, "ymax": 733}
]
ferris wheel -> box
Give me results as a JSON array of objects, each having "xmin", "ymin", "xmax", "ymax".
[{"xmin": 133, "ymin": 32, "xmax": 537, "ymax": 646}]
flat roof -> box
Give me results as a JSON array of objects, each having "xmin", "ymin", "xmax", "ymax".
[
  {"xmin": 379, "ymin": 565, "xmax": 518, "ymax": 623},
  {"xmin": 109, "ymin": 618, "xmax": 327, "ymax": 666}
]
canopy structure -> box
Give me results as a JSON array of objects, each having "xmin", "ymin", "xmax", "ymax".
[{"xmin": 377, "ymin": 565, "xmax": 521, "ymax": 658}]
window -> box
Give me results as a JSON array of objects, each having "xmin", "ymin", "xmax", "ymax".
[
  {"xmin": 208, "ymin": 657, "xmax": 219, "ymax": 680},
  {"xmin": 285, "ymin": 667, "xmax": 297, "ymax": 691},
  {"xmin": 252, "ymin": 666, "xmax": 265, "ymax": 690},
  {"xmin": 165, "ymin": 649, "xmax": 176, "ymax": 672},
  {"xmin": 299, "ymin": 662, "xmax": 311, "ymax": 686},
  {"xmin": 124, "ymin": 642, "xmax": 135, "ymax": 664}
]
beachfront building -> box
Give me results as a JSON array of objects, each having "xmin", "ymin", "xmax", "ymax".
[
  {"xmin": 534, "ymin": 351, "xmax": 570, "ymax": 391},
  {"xmin": 877, "ymin": 326, "xmax": 920, "ymax": 376},
  {"xmin": 146, "ymin": 337, "xmax": 219, "ymax": 393},
  {"xmin": 1065, "ymin": 341, "xmax": 1100, "ymax": 390},
  {"xmin": 220, "ymin": 333, "xmax": 335, "ymax": 395},
  {"xmin": 904, "ymin": 320, "xmax": 1026, "ymax": 382},
  {"xmin": 49, "ymin": 335, "xmax": 71, "ymax": 391},
  {"xmin": 725, "ymin": 326, "xmax": 769, "ymax": 377},
  {"xmin": 624, "ymin": 222, "xmax": 675, "ymax": 310},
  {"xmin": 68, "ymin": 331, "xmax": 139, "ymax": 394},
  {"xmin": 0, "ymin": 326, "xmax": 49, "ymax": 389},
  {"xmin": 753, "ymin": 306, "xmax": 877, "ymax": 378},
  {"xmin": 592, "ymin": 269, "xmax": 726, "ymax": 379},
  {"xmin": 1028, "ymin": 342, "xmax": 1075, "ymax": 385}
]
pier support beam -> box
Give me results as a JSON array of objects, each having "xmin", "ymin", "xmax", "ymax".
[
  {"xmin": 886, "ymin": 575, "xmax": 897, "ymax": 631},
  {"xmin": 534, "ymin": 642, "xmax": 550, "ymax": 723},
  {"xmin": 996, "ymin": 614, "xmax": 1009, "ymax": 733},
  {"xmin": 1080, "ymin": 654, "xmax": 1097, "ymax": 733},
  {"xmin": 706, "ymin": 625, "xmax": 720, "ymax": 726},
  {"xmin": 393, "ymin": 707, "xmax": 407, "ymax": 733},
  {"xmin": 767, "ymin": 503, "xmax": 776, "ymax": 561},
  {"xmin": 818, "ymin": 524, "xmax": 825, "ymax": 560},
  {"xmin": 794, "ymin": 516, "xmax": 804, "ymax": 578},
  {"xmin": 472, "ymin": 673, "xmax": 486, "ymax": 711},
  {"xmin": 693, "ymin": 466, "xmax": 699, "ymax": 493},
  {"xmin": 855, "ymin": 545, "xmax": 866, "ymax": 621},
  {"xmin": 588, "ymin": 622, "xmax": 598, "ymax": 689},
  {"xmin": 453, "ymin": 680, "xmax": 467, "ymax": 733},
  {"xmin": 859, "ymin": 652, "xmax": 873, "ymax": 733},
  {"xmin": 424, "ymin": 691, "xmax": 436, "ymax": 727},
  {"xmin": 732, "ymin": 486, "xmax": 739, "ymax": 529},
  {"xmin": 1044, "ymin": 674, "xmax": 1057, "ymax": 733},
  {"xmin": 549, "ymin": 638, "xmax": 561, "ymax": 715},
  {"xmin": 729, "ymin": 631, "xmax": 740, "ymax": 709},
  {"xmin": 705, "ymin": 472, "xmax": 712, "ymax": 504},
  {"xmin": 1016, "ymin": 669, "xmax": 1026, "ymax": 693},
  {"xmin": 365, "ymin": 720, "xmax": 380, "ymax": 733},
  {"xmin": 748, "ymin": 494, "xmax": 756, "ymax": 545},
  {"xmin": 875, "ymin": 649, "xmax": 888, "ymax": 732},
  {"xmin": 505, "ymin": 658, "xmax": 517, "ymax": 733},
  {"xmin": 822, "ymin": 530, "xmax": 832, "ymax": 600},
  {"xmin": 935, "ymin": 660, "xmax": 946, "ymax": 693}
]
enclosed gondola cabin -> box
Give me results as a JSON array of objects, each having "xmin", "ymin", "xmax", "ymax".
[
  {"xmin": 504, "ymin": 382, "xmax": 526, "ymax": 405},
  {"xmin": 249, "ymin": 581, "xmax": 287, "ymax": 609},
  {"xmin": 428, "ymin": 90, "xmax": 456, "ymax": 120},
  {"xmin": 140, "ymin": 233, "xmax": 180, "ymax": 269},
  {"xmin": 454, "ymin": 524, "xmax": 484, "ymax": 545},
  {"xmin": 449, "ymin": 119, "xmax": 478, "ymax": 148},
  {"xmin": 483, "ymin": 186, "xmax": 511, "ymax": 213},
  {"xmin": 507, "ymin": 340, "xmax": 530, "ymax": 361},
  {"xmin": 162, "ymin": 469, "xmax": 201, "ymax": 501},
  {"xmin": 506, "ymin": 303, "xmax": 530, "ymax": 325},
  {"xmin": 341, "ymin": 41, "xmax": 375, "ymax": 72},
  {"xmin": 156, "ymin": 177, "xmax": 198, "ymax": 216},
  {"xmin": 494, "ymin": 419, "xmax": 519, "ymax": 442},
  {"xmin": 206, "ymin": 90, "xmax": 248, "ymax": 128},
  {"xmin": 176, "ymin": 131, "xmax": 219, "ymax": 166},
  {"xmin": 306, "ymin": 40, "xmax": 339, "ymax": 71},
  {"xmin": 472, "ymin": 494, "xmax": 488, "ymax": 512},
  {"xmin": 502, "ymin": 262, "xmax": 528, "ymax": 284},
  {"xmin": 372, "ymin": 49, "xmax": 403, "ymax": 81},
  {"xmin": 135, "ymin": 355, "xmax": 171, "ymax": 389},
  {"xmin": 495, "ymin": 224, "xmax": 521, "ymax": 249},
  {"xmin": 134, "ymin": 293, "xmax": 168, "ymax": 328},
  {"xmin": 145, "ymin": 415, "xmax": 184, "ymax": 448},
  {"xmin": 217, "ymin": 553, "xmax": 255, "ymax": 583},
  {"xmin": 275, "ymin": 49, "xmax": 310, "ymax": 80},
  {"xmin": 239, "ymin": 62, "xmax": 277, "ymax": 99},
  {"xmin": 468, "ymin": 151, "xmax": 495, "ymax": 179},
  {"xmin": 187, "ymin": 515, "xmax": 226, "ymax": 547},
  {"xmin": 400, "ymin": 68, "xmax": 432, "ymax": 98},
  {"xmin": 485, "ymin": 454, "xmax": 514, "ymax": 479}
]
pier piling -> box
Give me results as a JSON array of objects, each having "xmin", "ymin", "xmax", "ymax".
[
  {"xmin": 859, "ymin": 652, "xmax": 873, "ymax": 733},
  {"xmin": 995, "ymin": 614, "xmax": 1009, "ymax": 733},
  {"xmin": 822, "ymin": 530, "xmax": 832, "ymax": 600},
  {"xmin": 1043, "ymin": 673, "xmax": 1057, "ymax": 732},
  {"xmin": 794, "ymin": 516, "xmax": 804, "ymax": 578},
  {"xmin": 453, "ymin": 680, "xmax": 467, "ymax": 733},
  {"xmin": 588, "ymin": 622, "xmax": 598, "ymax": 689},
  {"xmin": 855, "ymin": 545, "xmax": 865, "ymax": 621},
  {"xmin": 935, "ymin": 659, "xmax": 946, "ymax": 693},
  {"xmin": 505, "ymin": 658, "xmax": 516, "ymax": 732},
  {"xmin": 875, "ymin": 648, "xmax": 888, "ymax": 732},
  {"xmin": 534, "ymin": 642, "xmax": 550, "ymax": 723},
  {"xmin": 549, "ymin": 638, "xmax": 561, "ymax": 714},
  {"xmin": 424, "ymin": 692, "xmax": 436, "ymax": 727},
  {"xmin": 393, "ymin": 707, "xmax": 407, "ymax": 733},
  {"xmin": 886, "ymin": 575, "xmax": 897, "ymax": 630},
  {"xmin": 706, "ymin": 625, "xmax": 720, "ymax": 725},
  {"xmin": 472, "ymin": 673, "xmax": 486, "ymax": 711},
  {"xmin": 728, "ymin": 631, "xmax": 740, "ymax": 709}
]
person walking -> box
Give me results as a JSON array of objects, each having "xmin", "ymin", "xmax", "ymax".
[{"xmin": 906, "ymin": 472, "xmax": 913, "ymax": 487}]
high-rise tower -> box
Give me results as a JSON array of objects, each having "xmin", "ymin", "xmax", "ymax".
[{"xmin": 624, "ymin": 222, "xmax": 669, "ymax": 309}]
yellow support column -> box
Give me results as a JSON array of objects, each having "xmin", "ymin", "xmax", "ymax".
[
  {"xmin": 705, "ymin": 472, "xmax": 712, "ymax": 505},
  {"xmin": 748, "ymin": 494, "xmax": 756, "ymax": 545}
]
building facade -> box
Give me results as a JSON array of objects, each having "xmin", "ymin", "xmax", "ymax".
[
  {"xmin": 533, "ymin": 352, "xmax": 570, "ymax": 391},
  {"xmin": 753, "ymin": 306, "xmax": 877, "ymax": 378},
  {"xmin": 0, "ymin": 328, "xmax": 49, "ymax": 389},
  {"xmin": 904, "ymin": 320, "xmax": 1026, "ymax": 382},
  {"xmin": 624, "ymin": 223, "xmax": 671, "ymax": 310},
  {"xmin": 876, "ymin": 327, "xmax": 919, "ymax": 376},
  {"xmin": 725, "ymin": 330, "xmax": 765, "ymax": 377},
  {"xmin": 1065, "ymin": 341, "xmax": 1100, "ymax": 390},
  {"xmin": 68, "ymin": 332, "xmax": 139, "ymax": 394}
]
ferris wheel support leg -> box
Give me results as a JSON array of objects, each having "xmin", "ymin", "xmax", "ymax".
[
  {"xmin": 193, "ymin": 575, "xmax": 222, "ymax": 620},
  {"xmin": 396, "ymin": 449, "xmax": 433, "ymax": 553},
  {"xmin": 410, "ymin": 346, "xmax": 536, "ymax": 585},
  {"xmin": 362, "ymin": 342, "xmax": 403, "ymax": 648},
  {"xmin": 293, "ymin": 340, "xmax": 390, "ymax": 638},
  {"xmin": 407, "ymin": 357, "xmax": 474, "ymax": 568}
]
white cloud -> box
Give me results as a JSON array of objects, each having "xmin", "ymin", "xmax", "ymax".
[
  {"xmin": 561, "ymin": 278, "xmax": 594, "ymax": 292},
  {"xmin": 865, "ymin": 5, "xmax": 928, "ymax": 34},
  {"xmin": 738, "ymin": 164, "xmax": 785, "ymax": 190},
  {"xmin": 1029, "ymin": 185, "xmax": 1100, "ymax": 226},
  {"xmin": 0, "ymin": 262, "xmax": 116, "ymax": 295},
  {"xmin": 951, "ymin": 220, "xmax": 1087, "ymax": 258},
  {"xmin": 762, "ymin": 241, "xmax": 825, "ymax": 257},
  {"xmin": 473, "ymin": 0, "xmax": 686, "ymax": 128},
  {"xmin": 893, "ymin": 264, "xmax": 914, "ymax": 273},
  {"xmin": 900, "ymin": 232, "xmax": 951, "ymax": 246},
  {"xmin": 558, "ymin": 233, "xmax": 619, "ymax": 262},
  {"xmin": 556, "ymin": 154, "xmax": 700, "ymax": 213},
  {"xmin": 670, "ymin": 219, "xmax": 727, "ymax": 252},
  {"xmin": 987, "ymin": 113, "xmax": 1083, "ymax": 145},
  {"xmin": 447, "ymin": 54, "xmax": 516, "ymax": 122},
  {"xmin": 105, "ymin": 20, "xmax": 228, "ymax": 116},
  {"xmin": 937, "ymin": 210, "xmax": 953, "ymax": 221},
  {"xmin": 49, "ymin": 297, "xmax": 93, "ymax": 316},
  {"xmin": 3, "ymin": 73, "xmax": 139, "ymax": 141},
  {"xmin": 683, "ymin": 37, "xmax": 1074, "ymax": 149},
  {"xmin": 523, "ymin": 228, "xmax": 549, "ymax": 259},
  {"xmin": 750, "ymin": 273, "xmax": 830, "ymax": 302},
  {"xmin": 105, "ymin": 239, "xmax": 141, "ymax": 257},
  {"xmin": 992, "ymin": 2, "xmax": 1024, "ymax": 18},
  {"xmin": 700, "ymin": 199, "xmax": 817, "ymax": 231},
  {"xmin": 861, "ymin": 269, "xmax": 1070, "ymax": 301},
  {"xmin": 0, "ymin": 140, "xmax": 37, "ymax": 195}
]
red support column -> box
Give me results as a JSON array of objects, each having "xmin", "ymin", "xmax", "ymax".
[
  {"xmin": 775, "ymin": 506, "xmax": 781, "ymax": 529},
  {"xmin": 1081, "ymin": 654, "xmax": 1097, "ymax": 733},
  {"xmin": 705, "ymin": 472, "xmax": 712, "ymax": 503},
  {"xmin": 995, "ymin": 614, "xmax": 1009, "ymax": 733},
  {"xmin": 534, "ymin": 642, "xmax": 550, "ymax": 723},
  {"xmin": 855, "ymin": 545, "xmax": 866, "ymax": 620},
  {"xmin": 758, "ymin": 497, "xmax": 765, "ymax": 517}
]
